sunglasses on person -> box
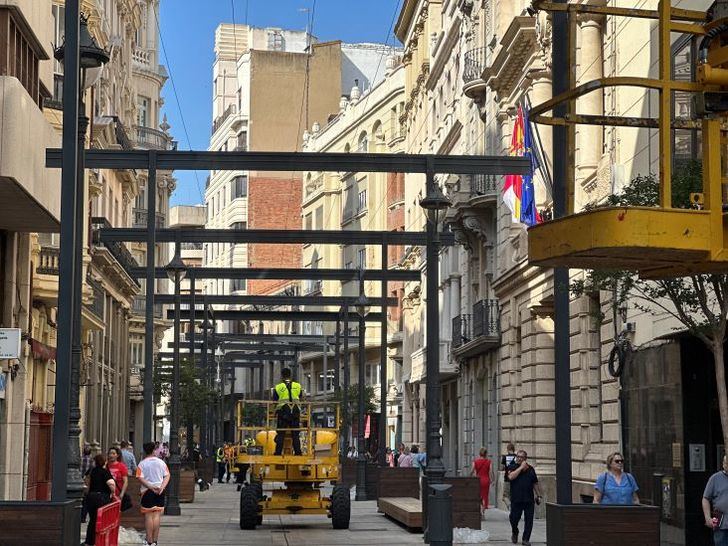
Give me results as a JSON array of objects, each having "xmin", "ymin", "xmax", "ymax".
[{"xmin": 613, "ymin": 459, "xmax": 624, "ymax": 464}]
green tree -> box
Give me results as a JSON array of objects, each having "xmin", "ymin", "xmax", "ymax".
[
  {"xmin": 333, "ymin": 383, "xmax": 378, "ymax": 417},
  {"xmin": 572, "ymin": 161, "xmax": 728, "ymax": 443}
]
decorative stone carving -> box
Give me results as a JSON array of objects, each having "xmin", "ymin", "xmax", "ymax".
[{"xmin": 535, "ymin": 11, "xmax": 552, "ymax": 71}]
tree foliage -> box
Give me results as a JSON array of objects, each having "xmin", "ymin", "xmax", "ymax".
[
  {"xmin": 333, "ymin": 383, "xmax": 378, "ymax": 416},
  {"xmin": 153, "ymin": 357, "xmax": 218, "ymax": 427}
]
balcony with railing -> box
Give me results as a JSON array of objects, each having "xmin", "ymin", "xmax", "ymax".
[
  {"xmin": 37, "ymin": 246, "xmax": 60, "ymax": 275},
  {"xmin": 132, "ymin": 208, "xmax": 166, "ymax": 229},
  {"xmin": 86, "ymin": 278, "xmax": 105, "ymax": 320},
  {"xmin": 212, "ymin": 104, "xmax": 237, "ymax": 135},
  {"xmin": 452, "ymin": 299, "xmax": 500, "ymax": 357},
  {"xmin": 463, "ymin": 47, "xmax": 488, "ymax": 99},
  {"xmin": 90, "ymin": 217, "xmax": 139, "ymax": 280},
  {"xmin": 303, "ymin": 279, "xmax": 323, "ymax": 295},
  {"xmin": 131, "ymin": 296, "xmax": 163, "ymax": 319},
  {"xmin": 134, "ymin": 126, "xmax": 177, "ymax": 151},
  {"xmin": 469, "ymin": 174, "xmax": 499, "ymax": 205}
]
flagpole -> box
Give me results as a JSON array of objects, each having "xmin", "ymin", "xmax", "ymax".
[{"xmin": 524, "ymin": 94, "xmax": 554, "ymax": 195}]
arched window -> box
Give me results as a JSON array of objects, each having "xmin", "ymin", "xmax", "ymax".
[{"xmin": 357, "ymin": 132, "xmax": 368, "ymax": 152}]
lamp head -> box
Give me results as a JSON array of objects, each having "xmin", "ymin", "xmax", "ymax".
[
  {"xmin": 354, "ymin": 292, "xmax": 370, "ymax": 318},
  {"xmin": 419, "ymin": 183, "xmax": 451, "ymax": 227},
  {"xmin": 165, "ymin": 253, "xmax": 188, "ymax": 282},
  {"xmin": 54, "ymin": 14, "xmax": 110, "ymax": 90}
]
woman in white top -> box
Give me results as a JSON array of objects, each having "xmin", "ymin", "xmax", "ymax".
[{"xmin": 136, "ymin": 442, "xmax": 170, "ymax": 546}]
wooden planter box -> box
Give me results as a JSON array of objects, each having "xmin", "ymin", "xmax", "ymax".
[
  {"xmin": 421, "ymin": 476, "xmax": 481, "ymax": 531},
  {"xmin": 340, "ymin": 459, "xmax": 357, "ymax": 487},
  {"xmin": 0, "ymin": 500, "xmax": 77, "ymax": 546},
  {"xmin": 546, "ymin": 503, "xmax": 660, "ymax": 546},
  {"xmin": 180, "ymin": 469, "xmax": 196, "ymax": 503},
  {"xmin": 365, "ymin": 464, "xmax": 379, "ymax": 500},
  {"xmin": 377, "ymin": 467, "xmax": 420, "ymax": 501},
  {"xmin": 197, "ymin": 459, "xmax": 215, "ymax": 484}
]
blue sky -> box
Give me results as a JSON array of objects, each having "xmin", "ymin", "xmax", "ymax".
[{"xmin": 160, "ymin": 0, "xmax": 403, "ymax": 206}]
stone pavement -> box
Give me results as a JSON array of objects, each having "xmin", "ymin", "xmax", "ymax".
[{"xmin": 107, "ymin": 481, "xmax": 546, "ymax": 545}]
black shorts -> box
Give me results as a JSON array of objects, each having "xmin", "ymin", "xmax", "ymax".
[{"xmin": 140, "ymin": 490, "xmax": 165, "ymax": 512}]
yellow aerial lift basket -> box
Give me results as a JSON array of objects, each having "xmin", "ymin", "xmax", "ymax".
[
  {"xmin": 234, "ymin": 399, "xmax": 349, "ymax": 530},
  {"xmin": 526, "ymin": 1, "xmax": 728, "ymax": 278}
]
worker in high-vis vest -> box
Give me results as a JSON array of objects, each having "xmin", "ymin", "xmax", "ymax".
[
  {"xmin": 272, "ymin": 367, "xmax": 304, "ymax": 456},
  {"xmin": 216, "ymin": 444, "xmax": 227, "ymax": 483}
]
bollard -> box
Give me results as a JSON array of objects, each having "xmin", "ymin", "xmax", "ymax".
[{"xmin": 427, "ymin": 483, "xmax": 453, "ymax": 546}]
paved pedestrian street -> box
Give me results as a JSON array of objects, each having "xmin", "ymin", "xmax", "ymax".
[{"xmin": 103, "ymin": 482, "xmax": 546, "ymax": 545}]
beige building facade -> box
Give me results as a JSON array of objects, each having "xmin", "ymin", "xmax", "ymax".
[
  {"xmin": 396, "ymin": 2, "xmax": 715, "ymax": 539},
  {"xmin": 300, "ymin": 58, "xmax": 406, "ymax": 447},
  {"xmin": 0, "ymin": 0, "xmax": 173, "ymax": 501}
]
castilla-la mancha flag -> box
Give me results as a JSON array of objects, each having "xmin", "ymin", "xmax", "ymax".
[{"xmin": 502, "ymin": 106, "xmax": 526, "ymax": 223}]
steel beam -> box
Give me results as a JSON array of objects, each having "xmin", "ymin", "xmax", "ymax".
[
  {"xmin": 97, "ymin": 228, "xmax": 454, "ymax": 246},
  {"xmin": 201, "ymin": 333, "xmax": 360, "ymax": 344},
  {"xmin": 168, "ymin": 310, "xmax": 385, "ymax": 322},
  {"xmin": 47, "ymin": 149, "xmax": 531, "ymax": 175},
  {"xmin": 154, "ymin": 294, "xmax": 398, "ymax": 307},
  {"xmin": 131, "ymin": 267, "xmax": 420, "ymax": 281}
]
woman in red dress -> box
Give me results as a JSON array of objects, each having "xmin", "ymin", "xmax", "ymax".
[{"xmin": 471, "ymin": 447, "xmax": 494, "ymax": 518}]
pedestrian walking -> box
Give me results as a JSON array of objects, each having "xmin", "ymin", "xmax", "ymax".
[
  {"xmin": 593, "ymin": 452, "xmax": 639, "ymax": 505},
  {"xmin": 471, "ymin": 447, "xmax": 495, "ymax": 517},
  {"xmin": 136, "ymin": 441, "xmax": 171, "ymax": 546},
  {"xmin": 507, "ymin": 450, "xmax": 542, "ymax": 546},
  {"xmin": 394, "ymin": 443, "xmax": 405, "ymax": 467},
  {"xmin": 386, "ymin": 447, "xmax": 395, "ymax": 467},
  {"xmin": 83, "ymin": 453, "xmax": 116, "ymax": 546},
  {"xmin": 501, "ymin": 442, "xmax": 517, "ymax": 508},
  {"xmin": 120, "ymin": 440, "xmax": 137, "ymax": 475},
  {"xmin": 80, "ymin": 444, "xmax": 94, "ymax": 523},
  {"xmin": 703, "ymin": 454, "xmax": 728, "ymax": 545},
  {"xmin": 398, "ymin": 446, "xmax": 413, "ymax": 468},
  {"xmin": 107, "ymin": 446, "xmax": 131, "ymax": 511}
]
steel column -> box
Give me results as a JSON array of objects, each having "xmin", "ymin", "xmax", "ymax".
[
  {"xmin": 342, "ymin": 308, "xmax": 350, "ymax": 455},
  {"xmin": 355, "ymin": 273, "xmax": 367, "ymax": 501},
  {"xmin": 165, "ymin": 251, "xmax": 182, "ymax": 516},
  {"xmin": 201, "ymin": 296, "xmax": 209, "ymax": 454},
  {"xmin": 379, "ymin": 244, "xmax": 388, "ymax": 466},
  {"xmin": 553, "ymin": 0, "xmax": 574, "ymax": 505},
  {"xmin": 424, "ymin": 167, "xmax": 446, "ymax": 485},
  {"xmin": 143, "ymin": 151, "xmax": 157, "ymax": 444},
  {"xmin": 187, "ymin": 275, "xmax": 196, "ymax": 456},
  {"xmin": 323, "ymin": 341, "xmax": 328, "ymax": 402},
  {"xmin": 66, "ymin": 96, "xmax": 89, "ymax": 506},
  {"xmin": 51, "ymin": 0, "xmax": 79, "ymax": 503},
  {"xmin": 334, "ymin": 317, "xmax": 341, "ymax": 398}
]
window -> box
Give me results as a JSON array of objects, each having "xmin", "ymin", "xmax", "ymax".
[
  {"xmin": 304, "ymin": 212, "xmax": 313, "ymax": 231},
  {"xmin": 236, "ymin": 131, "xmax": 247, "ymax": 151},
  {"xmin": 231, "ymin": 279, "xmax": 247, "ymax": 292},
  {"xmin": 267, "ymin": 30, "xmax": 285, "ymax": 51},
  {"xmin": 52, "ymin": 5, "xmax": 65, "ymax": 75},
  {"xmin": 231, "ymin": 175, "xmax": 248, "ymax": 200},
  {"xmin": 315, "ymin": 206, "xmax": 323, "ymax": 229},
  {"xmin": 357, "ymin": 189, "xmax": 367, "ymax": 213},
  {"xmin": 230, "ymin": 221, "xmax": 247, "ymax": 230},
  {"xmin": 138, "ymin": 96, "xmax": 150, "ymax": 127},
  {"xmin": 358, "ymin": 248, "xmax": 366, "ymax": 269},
  {"xmin": 318, "ymin": 371, "xmax": 335, "ymax": 393},
  {"xmin": 357, "ymin": 132, "xmax": 368, "ymax": 152},
  {"xmin": 345, "ymin": 261, "xmax": 353, "ymax": 270}
]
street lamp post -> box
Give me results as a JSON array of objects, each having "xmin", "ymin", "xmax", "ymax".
[
  {"xmin": 164, "ymin": 248, "xmax": 188, "ymax": 516},
  {"xmin": 341, "ymin": 306, "xmax": 350, "ymax": 459},
  {"xmin": 200, "ymin": 304, "xmax": 211, "ymax": 454},
  {"xmin": 355, "ymin": 271, "xmax": 370, "ymax": 502},
  {"xmin": 51, "ymin": 13, "xmax": 109, "ymax": 510},
  {"xmin": 420, "ymin": 166, "xmax": 452, "ymax": 540},
  {"xmin": 215, "ymin": 346, "xmax": 224, "ymax": 446}
]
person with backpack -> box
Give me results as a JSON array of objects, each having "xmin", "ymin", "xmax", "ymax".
[{"xmin": 593, "ymin": 452, "xmax": 640, "ymax": 505}]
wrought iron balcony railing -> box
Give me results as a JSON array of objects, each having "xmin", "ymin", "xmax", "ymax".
[
  {"xmin": 91, "ymin": 217, "xmax": 140, "ymax": 279},
  {"xmin": 470, "ymin": 174, "xmax": 499, "ymax": 199},
  {"xmin": 86, "ymin": 278, "xmax": 105, "ymax": 320},
  {"xmin": 132, "ymin": 208, "xmax": 165, "ymax": 229},
  {"xmin": 135, "ymin": 125, "xmax": 177, "ymax": 151},
  {"xmin": 212, "ymin": 104, "xmax": 237, "ymax": 135},
  {"xmin": 132, "ymin": 296, "xmax": 163, "ymax": 319},
  {"xmin": 452, "ymin": 299, "xmax": 500, "ymax": 350},
  {"xmin": 463, "ymin": 47, "xmax": 487, "ymax": 84}
]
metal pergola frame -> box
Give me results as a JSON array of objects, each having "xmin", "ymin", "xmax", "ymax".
[
  {"xmin": 130, "ymin": 267, "xmax": 422, "ymax": 281},
  {"xmin": 155, "ymin": 294, "xmax": 398, "ymax": 307},
  {"xmin": 167, "ymin": 309, "xmax": 386, "ymax": 322},
  {"xmin": 47, "ymin": 25, "xmax": 532, "ymax": 528}
]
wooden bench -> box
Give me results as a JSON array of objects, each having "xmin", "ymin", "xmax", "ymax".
[
  {"xmin": 377, "ymin": 467, "xmax": 420, "ymax": 503},
  {"xmin": 378, "ymin": 497, "xmax": 423, "ymax": 530}
]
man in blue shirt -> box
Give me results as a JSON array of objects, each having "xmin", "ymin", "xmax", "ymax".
[
  {"xmin": 120, "ymin": 440, "xmax": 137, "ymax": 476},
  {"xmin": 703, "ymin": 455, "xmax": 728, "ymax": 546},
  {"xmin": 506, "ymin": 450, "xmax": 543, "ymax": 546}
]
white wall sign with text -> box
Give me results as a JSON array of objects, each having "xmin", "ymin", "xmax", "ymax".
[{"xmin": 0, "ymin": 328, "xmax": 21, "ymax": 360}]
